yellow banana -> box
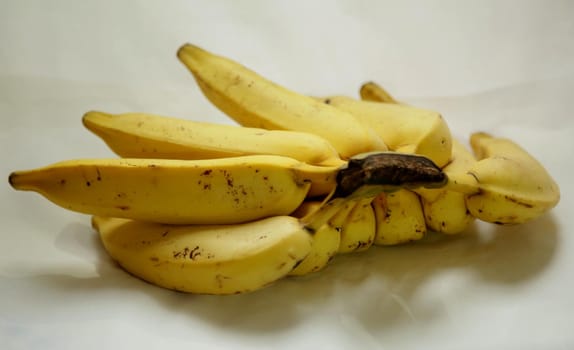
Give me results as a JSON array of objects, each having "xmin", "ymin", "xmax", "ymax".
[
  {"xmin": 94, "ymin": 190, "xmax": 377, "ymax": 294},
  {"xmin": 177, "ymin": 43, "xmax": 388, "ymax": 159},
  {"xmin": 82, "ymin": 111, "xmax": 343, "ymax": 166},
  {"xmin": 445, "ymin": 132, "xmax": 560, "ymax": 224},
  {"xmin": 359, "ymin": 81, "xmax": 399, "ymax": 104},
  {"xmin": 338, "ymin": 197, "xmax": 376, "ymax": 253},
  {"xmin": 319, "ymin": 95, "xmax": 452, "ymax": 168},
  {"xmin": 9, "ymin": 151, "xmax": 448, "ymax": 225},
  {"xmin": 9, "ymin": 155, "xmax": 339, "ymax": 224},
  {"xmin": 93, "ymin": 215, "xmax": 313, "ymax": 294},
  {"xmin": 415, "ymin": 139, "xmax": 476, "ymax": 234},
  {"xmin": 372, "ymin": 190, "xmax": 427, "ymax": 245}
]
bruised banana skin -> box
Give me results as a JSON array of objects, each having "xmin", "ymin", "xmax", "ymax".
[
  {"xmin": 372, "ymin": 190, "xmax": 427, "ymax": 246},
  {"xmin": 320, "ymin": 95, "xmax": 452, "ymax": 168},
  {"xmin": 82, "ymin": 111, "xmax": 343, "ymax": 167},
  {"xmin": 415, "ymin": 139, "xmax": 476, "ymax": 234},
  {"xmin": 93, "ymin": 215, "xmax": 313, "ymax": 295},
  {"xmin": 177, "ymin": 43, "xmax": 388, "ymax": 159},
  {"xmin": 8, "ymin": 155, "xmax": 340, "ymax": 225},
  {"xmin": 449, "ymin": 132, "xmax": 561, "ymax": 224}
]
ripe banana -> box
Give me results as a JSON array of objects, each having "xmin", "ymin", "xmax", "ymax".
[
  {"xmin": 359, "ymin": 81, "xmax": 399, "ymax": 104},
  {"xmin": 176, "ymin": 43, "xmax": 388, "ymax": 159},
  {"xmin": 9, "ymin": 151, "xmax": 447, "ymax": 225},
  {"xmin": 8, "ymin": 155, "xmax": 338, "ymax": 224},
  {"xmin": 319, "ymin": 95, "xmax": 452, "ymax": 167},
  {"xmin": 93, "ymin": 215, "xmax": 314, "ymax": 294},
  {"xmin": 338, "ymin": 197, "xmax": 376, "ymax": 253},
  {"xmin": 372, "ymin": 190, "xmax": 427, "ymax": 246},
  {"xmin": 82, "ymin": 111, "xmax": 343, "ymax": 166},
  {"xmin": 445, "ymin": 132, "xmax": 560, "ymax": 224},
  {"xmin": 415, "ymin": 139, "xmax": 476, "ymax": 234}
]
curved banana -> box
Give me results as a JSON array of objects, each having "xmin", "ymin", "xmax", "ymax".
[
  {"xmin": 94, "ymin": 190, "xmax": 381, "ymax": 294},
  {"xmin": 176, "ymin": 43, "xmax": 388, "ymax": 159},
  {"xmin": 372, "ymin": 190, "xmax": 427, "ymax": 246},
  {"xmin": 445, "ymin": 132, "xmax": 560, "ymax": 224},
  {"xmin": 9, "ymin": 155, "xmax": 339, "ymax": 224},
  {"xmin": 415, "ymin": 139, "xmax": 476, "ymax": 234},
  {"xmin": 82, "ymin": 111, "xmax": 343, "ymax": 167},
  {"xmin": 319, "ymin": 95, "xmax": 452, "ymax": 167},
  {"xmin": 338, "ymin": 197, "xmax": 376, "ymax": 253},
  {"xmin": 93, "ymin": 215, "xmax": 313, "ymax": 294},
  {"xmin": 9, "ymin": 151, "xmax": 447, "ymax": 226},
  {"xmin": 359, "ymin": 81, "xmax": 399, "ymax": 104}
]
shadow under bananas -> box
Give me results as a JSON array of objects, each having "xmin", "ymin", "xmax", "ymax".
[
  {"xmin": 8, "ymin": 214, "xmax": 558, "ymax": 335},
  {"xmin": 152, "ymin": 214, "xmax": 559, "ymax": 334}
]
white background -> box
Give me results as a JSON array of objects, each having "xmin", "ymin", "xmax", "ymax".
[{"xmin": 1, "ymin": 1, "xmax": 574, "ymax": 349}]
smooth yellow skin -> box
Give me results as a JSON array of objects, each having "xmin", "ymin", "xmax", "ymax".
[
  {"xmin": 93, "ymin": 215, "xmax": 313, "ymax": 295},
  {"xmin": 415, "ymin": 139, "xmax": 476, "ymax": 234},
  {"xmin": 372, "ymin": 191, "xmax": 426, "ymax": 246},
  {"xmin": 177, "ymin": 43, "xmax": 388, "ymax": 159},
  {"xmin": 338, "ymin": 197, "xmax": 376, "ymax": 253},
  {"xmin": 9, "ymin": 155, "xmax": 340, "ymax": 224},
  {"xmin": 319, "ymin": 95, "xmax": 452, "ymax": 167},
  {"xmin": 462, "ymin": 132, "xmax": 560, "ymax": 224},
  {"xmin": 83, "ymin": 111, "xmax": 343, "ymax": 167}
]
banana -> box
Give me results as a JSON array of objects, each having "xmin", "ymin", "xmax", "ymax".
[
  {"xmin": 359, "ymin": 81, "xmax": 399, "ymax": 104},
  {"xmin": 319, "ymin": 95, "xmax": 452, "ymax": 168},
  {"xmin": 94, "ymin": 190, "xmax": 375, "ymax": 294},
  {"xmin": 8, "ymin": 155, "xmax": 339, "ymax": 224},
  {"xmin": 93, "ymin": 215, "xmax": 313, "ymax": 294},
  {"xmin": 82, "ymin": 111, "xmax": 343, "ymax": 166},
  {"xmin": 415, "ymin": 139, "xmax": 476, "ymax": 234},
  {"xmin": 444, "ymin": 132, "xmax": 560, "ymax": 224},
  {"xmin": 176, "ymin": 43, "xmax": 388, "ymax": 159},
  {"xmin": 338, "ymin": 197, "xmax": 376, "ymax": 253},
  {"xmin": 372, "ymin": 190, "xmax": 427, "ymax": 246}
]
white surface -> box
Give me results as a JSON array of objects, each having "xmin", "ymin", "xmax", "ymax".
[{"xmin": 1, "ymin": 1, "xmax": 574, "ymax": 349}]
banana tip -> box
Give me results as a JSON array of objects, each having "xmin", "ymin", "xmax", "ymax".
[
  {"xmin": 177, "ymin": 43, "xmax": 196, "ymax": 60},
  {"xmin": 82, "ymin": 110, "xmax": 99, "ymax": 127},
  {"xmin": 177, "ymin": 43, "xmax": 206, "ymax": 70},
  {"xmin": 8, "ymin": 170, "xmax": 39, "ymax": 191},
  {"xmin": 8, "ymin": 171, "xmax": 21, "ymax": 190}
]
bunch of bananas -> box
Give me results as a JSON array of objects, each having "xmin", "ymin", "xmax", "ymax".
[{"xmin": 8, "ymin": 44, "xmax": 560, "ymax": 295}]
